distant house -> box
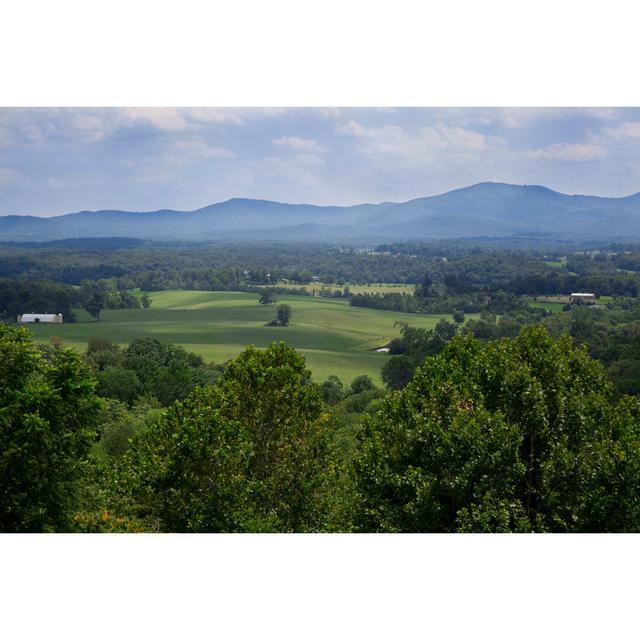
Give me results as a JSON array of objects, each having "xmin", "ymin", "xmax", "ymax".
[
  {"xmin": 569, "ymin": 293, "xmax": 597, "ymax": 303},
  {"xmin": 17, "ymin": 313, "xmax": 64, "ymax": 324}
]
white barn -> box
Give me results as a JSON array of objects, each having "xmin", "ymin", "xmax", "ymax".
[{"xmin": 17, "ymin": 313, "xmax": 64, "ymax": 324}]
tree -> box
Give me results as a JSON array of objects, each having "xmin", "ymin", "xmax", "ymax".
[
  {"xmin": 276, "ymin": 303, "xmax": 292, "ymax": 326},
  {"xmin": 121, "ymin": 337, "xmax": 207, "ymax": 405},
  {"xmin": 452, "ymin": 309, "xmax": 465, "ymax": 324},
  {"xmin": 141, "ymin": 292, "xmax": 152, "ymax": 309},
  {"xmin": 122, "ymin": 342, "xmax": 343, "ymax": 532},
  {"xmin": 86, "ymin": 336, "xmax": 122, "ymax": 371},
  {"xmin": 84, "ymin": 293, "xmax": 105, "ymax": 320},
  {"xmin": 435, "ymin": 318, "xmax": 457, "ymax": 340},
  {"xmin": 381, "ymin": 356, "xmax": 415, "ymax": 390},
  {"xmin": 350, "ymin": 375, "xmax": 376, "ymax": 395},
  {"xmin": 354, "ymin": 326, "xmax": 640, "ymax": 532},
  {"xmin": 321, "ymin": 375, "xmax": 345, "ymax": 404},
  {"xmin": 96, "ymin": 367, "xmax": 143, "ymax": 405},
  {"xmin": 258, "ymin": 290, "xmax": 277, "ymax": 305},
  {"xmin": 0, "ymin": 324, "xmax": 102, "ymax": 531}
]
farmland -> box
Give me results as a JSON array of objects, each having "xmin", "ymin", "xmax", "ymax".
[{"xmin": 26, "ymin": 289, "xmax": 470, "ymax": 383}]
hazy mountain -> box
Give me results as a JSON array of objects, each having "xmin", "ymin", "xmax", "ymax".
[{"xmin": 1, "ymin": 182, "xmax": 639, "ymax": 243}]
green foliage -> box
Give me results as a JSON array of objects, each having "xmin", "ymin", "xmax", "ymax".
[
  {"xmin": 121, "ymin": 342, "xmax": 344, "ymax": 532},
  {"xmin": 0, "ymin": 277, "xmax": 76, "ymax": 322},
  {"xmin": 120, "ymin": 337, "xmax": 207, "ymax": 405},
  {"xmin": 354, "ymin": 326, "xmax": 640, "ymax": 532},
  {"xmin": 276, "ymin": 303, "xmax": 292, "ymax": 326},
  {"xmin": 381, "ymin": 356, "xmax": 415, "ymax": 390},
  {"xmin": 259, "ymin": 289, "xmax": 277, "ymax": 305},
  {"xmin": 96, "ymin": 397, "xmax": 164, "ymax": 457},
  {"xmin": 96, "ymin": 367, "xmax": 143, "ymax": 404},
  {"xmin": 321, "ymin": 375, "xmax": 345, "ymax": 405},
  {"xmin": 0, "ymin": 323, "xmax": 102, "ymax": 531},
  {"xmin": 350, "ymin": 375, "xmax": 375, "ymax": 395}
]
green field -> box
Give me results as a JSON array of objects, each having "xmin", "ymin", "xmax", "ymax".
[
  {"xmin": 259, "ymin": 282, "xmax": 416, "ymax": 295},
  {"xmin": 27, "ymin": 290, "xmax": 473, "ymax": 383},
  {"xmin": 525, "ymin": 294, "xmax": 611, "ymax": 313}
]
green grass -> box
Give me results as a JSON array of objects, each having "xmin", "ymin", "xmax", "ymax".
[
  {"xmin": 27, "ymin": 290, "xmax": 476, "ymax": 384},
  {"xmin": 527, "ymin": 301, "xmax": 566, "ymax": 312},
  {"xmin": 524, "ymin": 294, "xmax": 610, "ymax": 313},
  {"xmin": 258, "ymin": 282, "xmax": 416, "ymax": 295}
]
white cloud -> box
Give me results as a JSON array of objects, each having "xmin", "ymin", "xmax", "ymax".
[
  {"xmin": 337, "ymin": 120, "xmax": 500, "ymax": 164},
  {"xmin": 272, "ymin": 136, "xmax": 326, "ymax": 153},
  {"xmin": 118, "ymin": 108, "xmax": 188, "ymax": 131},
  {"xmin": 525, "ymin": 142, "xmax": 608, "ymax": 161},
  {"xmin": 420, "ymin": 124, "xmax": 492, "ymax": 151},
  {"xmin": 172, "ymin": 139, "xmax": 235, "ymax": 158},
  {"xmin": 604, "ymin": 121, "xmax": 640, "ymax": 142}
]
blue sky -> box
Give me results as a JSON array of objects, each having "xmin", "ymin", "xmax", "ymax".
[{"xmin": 1, "ymin": 107, "xmax": 640, "ymax": 216}]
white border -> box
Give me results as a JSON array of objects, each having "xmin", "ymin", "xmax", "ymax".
[{"xmin": 2, "ymin": 1, "xmax": 639, "ymax": 637}]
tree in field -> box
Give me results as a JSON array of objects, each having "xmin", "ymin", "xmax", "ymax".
[
  {"xmin": 452, "ymin": 309, "xmax": 465, "ymax": 324},
  {"xmin": 276, "ymin": 303, "xmax": 292, "ymax": 326},
  {"xmin": 84, "ymin": 293, "xmax": 105, "ymax": 320},
  {"xmin": 354, "ymin": 326, "xmax": 640, "ymax": 532},
  {"xmin": 0, "ymin": 324, "xmax": 102, "ymax": 532},
  {"xmin": 141, "ymin": 292, "xmax": 152, "ymax": 309},
  {"xmin": 122, "ymin": 342, "xmax": 343, "ymax": 532},
  {"xmin": 258, "ymin": 290, "xmax": 277, "ymax": 305}
]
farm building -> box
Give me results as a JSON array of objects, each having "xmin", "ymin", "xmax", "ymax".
[
  {"xmin": 17, "ymin": 313, "xmax": 64, "ymax": 324},
  {"xmin": 569, "ymin": 293, "xmax": 597, "ymax": 303}
]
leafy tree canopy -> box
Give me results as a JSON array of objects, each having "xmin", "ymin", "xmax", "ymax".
[
  {"xmin": 0, "ymin": 324, "xmax": 102, "ymax": 531},
  {"xmin": 354, "ymin": 326, "xmax": 640, "ymax": 532},
  {"xmin": 121, "ymin": 342, "xmax": 343, "ymax": 532}
]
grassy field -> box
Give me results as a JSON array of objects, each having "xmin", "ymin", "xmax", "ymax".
[
  {"xmin": 524, "ymin": 294, "xmax": 611, "ymax": 313},
  {"xmin": 259, "ymin": 282, "xmax": 416, "ymax": 295},
  {"xmin": 27, "ymin": 290, "xmax": 473, "ymax": 384}
]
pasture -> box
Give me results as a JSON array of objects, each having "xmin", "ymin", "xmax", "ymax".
[
  {"xmin": 27, "ymin": 290, "xmax": 472, "ymax": 383},
  {"xmin": 258, "ymin": 282, "xmax": 416, "ymax": 295}
]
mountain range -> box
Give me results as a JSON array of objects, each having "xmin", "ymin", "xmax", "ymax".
[{"xmin": 1, "ymin": 182, "xmax": 640, "ymax": 243}]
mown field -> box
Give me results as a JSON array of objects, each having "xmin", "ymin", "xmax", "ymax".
[
  {"xmin": 258, "ymin": 282, "xmax": 416, "ymax": 295},
  {"xmin": 27, "ymin": 290, "xmax": 474, "ymax": 383}
]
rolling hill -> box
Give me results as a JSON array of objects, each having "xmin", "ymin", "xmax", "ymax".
[{"xmin": 1, "ymin": 182, "xmax": 639, "ymax": 242}]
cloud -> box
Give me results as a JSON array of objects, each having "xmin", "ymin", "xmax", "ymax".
[
  {"xmin": 272, "ymin": 136, "xmax": 326, "ymax": 153},
  {"xmin": 172, "ymin": 139, "xmax": 235, "ymax": 158},
  {"xmin": 420, "ymin": 124, "xmax": 492, "ymax": 151},
  {"xmin": 296, "ymin": 153, "xmax": 325, "ymax": 167},
  {"xmin": 337, "ymin": 120, "xmax": 501, "ymax": 165},
  {"xmin": 604, "ymin": 121, "xmax": 640, "ymax": 143},
  {"xmin": 525, "ymin": 142, "xmax": 608, "ymax": 161}
]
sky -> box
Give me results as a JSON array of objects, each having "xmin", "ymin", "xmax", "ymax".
[{"xmin": 1, "ymin": 107, "xmax": 640, "ymax": 216}]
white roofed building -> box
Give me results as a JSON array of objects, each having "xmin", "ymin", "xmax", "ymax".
[{"xmin": 17, "ymin": 313, "xmax": 64, "ymax": 324}]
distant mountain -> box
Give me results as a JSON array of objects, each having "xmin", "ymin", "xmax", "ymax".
[{"xmin": 1, "ymin": 182, "xmax": 640, "ymax": 243}]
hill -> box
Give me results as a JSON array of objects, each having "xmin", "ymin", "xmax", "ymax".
[{"xmin": 1, "ymin": 182, "xmax": 639, "ymax": 242}]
